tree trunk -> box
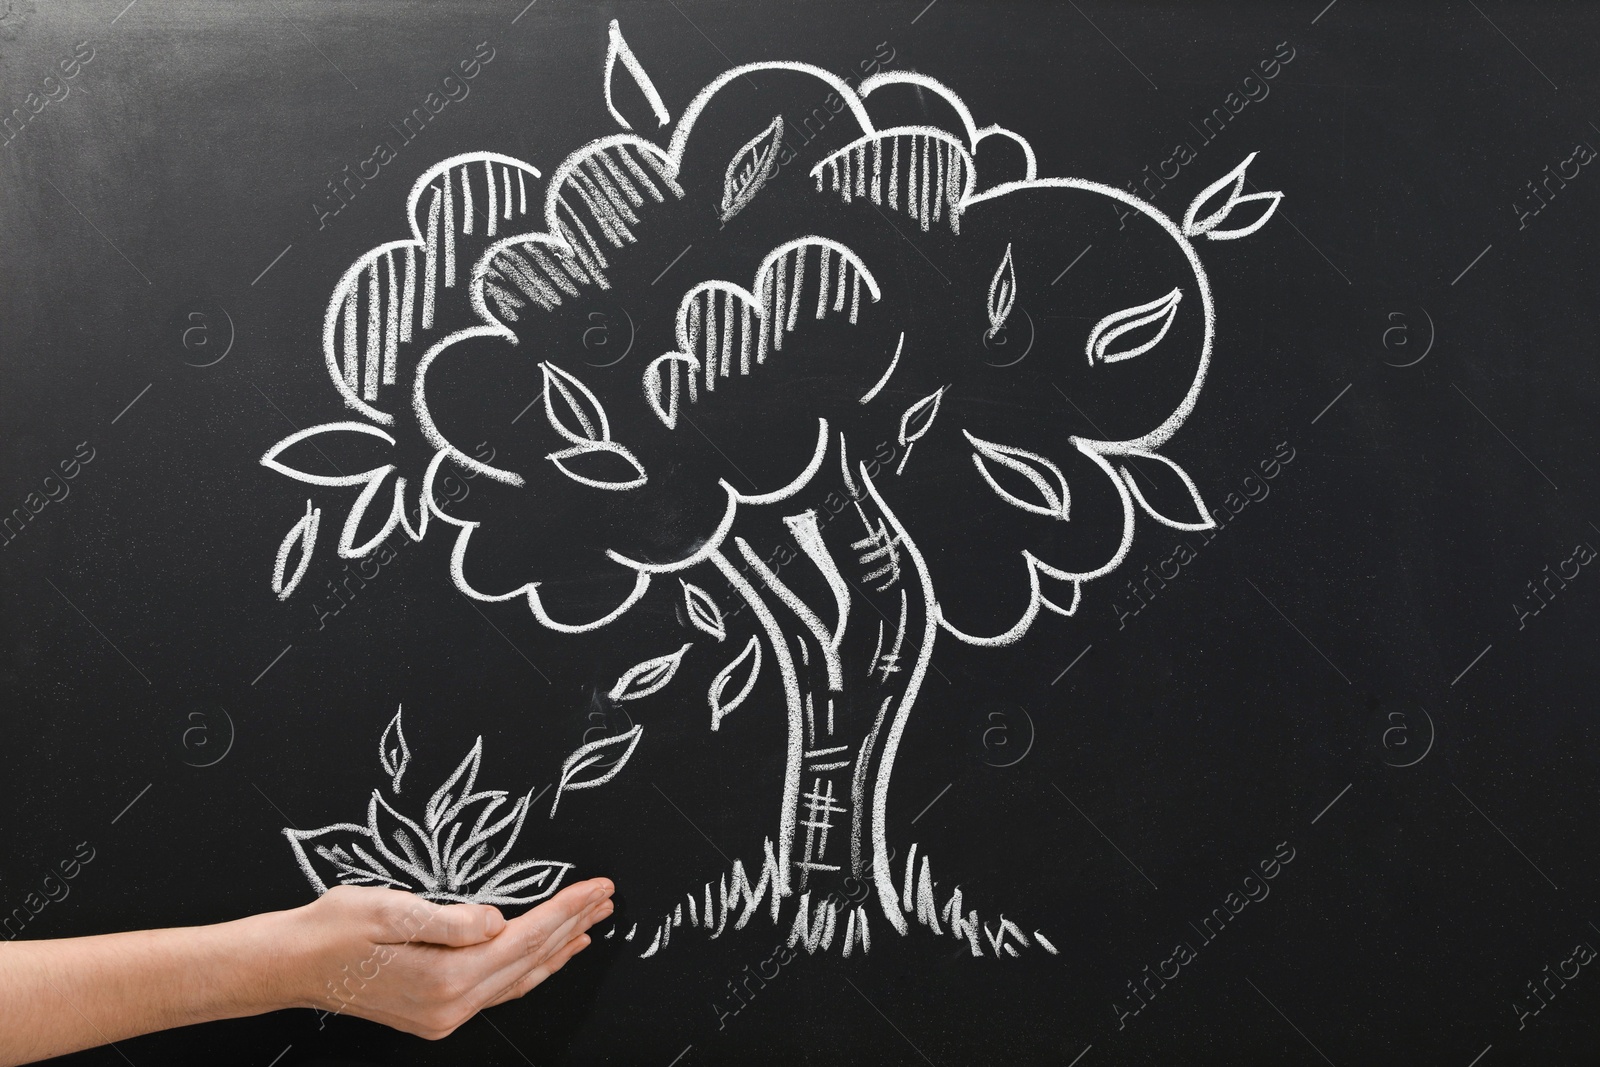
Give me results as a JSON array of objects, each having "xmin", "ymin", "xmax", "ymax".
[{"xmin": 705, "ymin": 442, "xmax": 938, "ymax": 936}]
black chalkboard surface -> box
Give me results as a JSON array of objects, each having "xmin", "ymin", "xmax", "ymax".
[{"xmin": 5, "ymin": 1, "xmax": 1600, "ymax": 1063}]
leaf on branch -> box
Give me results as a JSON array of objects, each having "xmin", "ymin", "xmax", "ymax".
[
  {"xmin": 1182, "ymin": 152, "xmax": 1283, "ymax": 240},
  {"xmin": 965, "ymin": 431, "xmax": 1070, "ymax": 520},
  {"xmin": 546, "ymin": 441, "xmax": 648, "ymax": 490},
  {"xmin": 1118, "ymin": 450, "xmax": 1217, "ymax": 531},
  {"xmin": 379, "ymin": 705, "xmax": 410, "ymax": 793},
  {"xmin": 682, "ymin": 581, "xmax": 726, "ymax": 641},
  {"xmin": 604, "ymin": 19, "xmax": 671, "ymax": 132},
  {"xmin": 541, "ymin": 361, "xmax": 611, "ymax": 445},
  {"xmin": 719, "ymin": 115, "xmax": 785, "ymax": 225},
  {"xmin": 550, "ymin": 725, "xmax": 644, "ymax": 817},
  {"xmin": 608, "ymin": 642, "xmax": 692, "ymax": 702},
  {"xmin": 986, "ymin": 243, "xmax": 1016, "ymax": 339},
  {"xmin": 1085, "ymin": 287, "xmax": 1182, "ymax": 365},
  {"xmin": 709, "ymin": 635, "xmax": 762, "ymax": 731},
  {"xmin": 272, "ymin": 499, "xmax": 320, "ymax": 600}
]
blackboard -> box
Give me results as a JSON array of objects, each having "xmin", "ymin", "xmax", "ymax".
[{"xmin": 5, "ymin": 1, "xmax": 1600, "ymax": 1063}]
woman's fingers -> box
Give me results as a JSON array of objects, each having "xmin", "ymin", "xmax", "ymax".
[
  {"xmin": 479, "ymin": 932, "xmax": 593, "ymax": 1009},
  {"xmin": 536, "ymin": 879, "xmax": 615, "ymax": 930},
  {"xmin": 400, "ymin": 901, "xmax": 508, "ymax": 948},
  {"xmin": 520, "ymin": 887, "xmax": 613, "ymax": 956},
  {"xmin": 460, "ymin": 897, "xmax": 613, "ymax": 1010},
  {"xmin": 474, "ymin": 880, "xmax": 612, "ymax": 969}
]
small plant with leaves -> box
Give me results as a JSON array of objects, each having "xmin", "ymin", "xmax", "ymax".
[{"xmin": 285, "ymin": 707, "xmax": 576, "ymax": 905}]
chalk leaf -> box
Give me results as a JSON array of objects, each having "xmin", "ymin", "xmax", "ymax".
[
  {"xmin": 899, "ymin": 387, "xmax": 947, "ymax": 450},
  {"xmin": 1182, "ymin": 152, "xmax": 1283, "ymax": 240},
  {"xmin": 720, "ymin": 115, "xmax": 785, "ymax": 225},
  {"xmin": 551, "ymin": 725, "xmax": 644, "ymax": 817},
  {"xmin": 369, "ymin": 791, "xmax": 438, "ymax": 889},
  {"xmin": 273, "ymin": 499, "xmax": 321, "ymax": 600},
  {"xmin": 682, "ymin": 581, "xmax": 727, "ymax": 641},
  {"xmin": 379, "ymin": 705, "xmax": 410, "ymax": 793},
  {"xmin": 986, "ymin": 243, "xmax": 1016, "ymax": 339},
  {"xmin": 608, "ymin": 642, "xmax": 692, "ymax": 702},
  {"xmin": 965, "ymin": 431, "xmax": 1070, "ymax": 520},
  {"xmin": 546, "ymin": 441, "xmax": 648, "ymax": 490},
  {"xmin": 260, "ymin": 421, "xmax": 395, "ymax": 488},
  {"xmin": 285, "ymin": 823, "xmax": 406, "ymax": 893},
  {"xmin": 709, "ymin": 635, "xmax": 762, "ymax": 731},
  {"xmin": 541, "ymin": 361, "xmax": 611, "ymax": 445},
  {"xmin": 1118, "ymin": 450, "xmax": 1216, "ymax": 531},
  {"xmin": 604, "ymin": 19, "xmax": 671, "ymax": 132},
  {"xmin": 426, "ymin": 738, "xmax": 484, "ymax": 832},
  {"xmin": 1086, "ymin": 287, "xmax": 1182, "ymax": 365}
]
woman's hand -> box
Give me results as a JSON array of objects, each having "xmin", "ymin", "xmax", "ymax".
[{"xmin": 277, "ymin": 878, "xmax": 615, "ymax": 1038}]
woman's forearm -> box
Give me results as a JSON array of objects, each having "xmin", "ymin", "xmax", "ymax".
[{"xmin": 0, "ymin": 911, "xmax": 298, "ymax": 1066}]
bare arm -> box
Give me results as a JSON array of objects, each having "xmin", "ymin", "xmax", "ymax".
[{"xmin": 0, "ymin": 877, "xmax": 614, "ymax": 1066}]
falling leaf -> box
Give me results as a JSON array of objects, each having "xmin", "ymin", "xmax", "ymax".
[
  {"xmin": 898, "ymin": 388, "xmax": 946, "ymax": 449},
  {"xmin": 604, "ymin": 19, "xmax": 671, "ymax": 132},
  {"xmin": 550, "ymin": 725, "xmax": 644, "ymax": 817},
  {"xmin": 272, "ymin": 499, "xmax": 320, "ymax": 600},
  {"xmin": 1118, "ymin": 450, "xmax": 1217, "ymax": 531},
  {"xmin": 1182, "ymin": 152, "xmax": 1283, "ymax": 240},
  {"xmin": 1085, "ymin": 287, "xmax": 1182, "ymax": 365},
  {"xmin": 380, "ymin": 705, "xmax": 410, "ymax": 793},
  {"xmin": 541, "ymin": 361, "xmax": 611, "ymax": 445},
  {"xmin": 682, "ymin": 581, "xmax": 726, "ymax": 641},
  {"xmin": 260, "ymin": 421, "xmax": 395, "ymax": 487},
  {"xmin": 709, "ymin": 635, "xmax": 762, "ymax": 731},
  {"xmin": 895, "ymin": 387, "xmax": 948, "ymax": 475},
  {"xmin": 608, "ymin": 642, "xmax": 693, "ymax": 702},
  {"xmin": 262, "ymin": 422, "xmax": 400, "ymax": 561},
  {"xmin": 964, "ymin": 430, "xmax": 1070, "ymax": 520},
  {"xmin": 986, "ymin": 243, "xmax": 1016, "ymax": 339},
  {"xmin": 546, "ymin": 441, "xmax": 648, "ymax": 490},
  {"xmin": 719, "ymin": 115, "xmax": 785, "ymax": 225}
]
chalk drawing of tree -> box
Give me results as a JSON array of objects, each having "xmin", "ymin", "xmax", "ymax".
[{"xmin": 262, "ymin": 22, "xmax": 1282, "ymax": 958}]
